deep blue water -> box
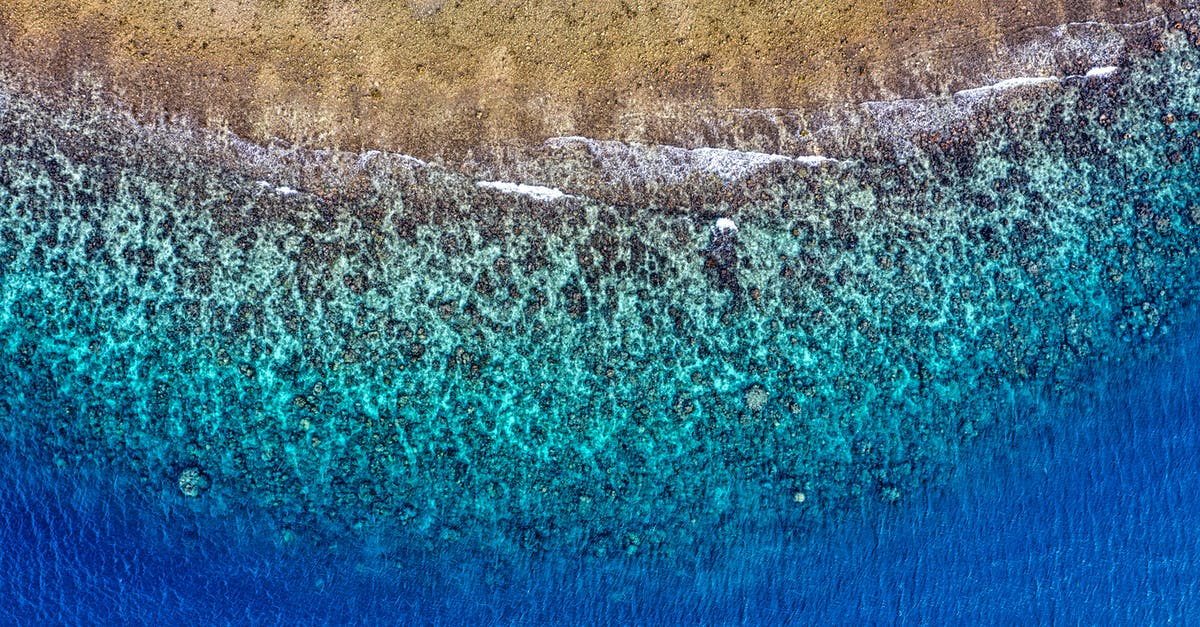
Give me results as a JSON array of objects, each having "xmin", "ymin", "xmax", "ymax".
[{"xmin": 3, "ymin": 318, "xmax": 1199, "ymax": 624}]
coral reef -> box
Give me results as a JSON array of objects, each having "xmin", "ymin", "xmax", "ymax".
[{"xmin": 0, "ymin": 18, "xmax": 1198, "ymax": 559}]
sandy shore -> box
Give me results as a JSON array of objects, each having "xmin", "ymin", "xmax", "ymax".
[{"xmin": 0, "ymin": 1, "xmax": 1182, "ymax": 160}]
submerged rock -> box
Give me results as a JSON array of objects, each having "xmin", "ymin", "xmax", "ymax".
[{"xmin": 178, "ymin": 468, "xmax": 211, "ymax": 498}]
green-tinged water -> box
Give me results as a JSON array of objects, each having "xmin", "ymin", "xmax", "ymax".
[{"xmin": 1, "ymin": 28, "xmax": 1199, "ymax": 558}]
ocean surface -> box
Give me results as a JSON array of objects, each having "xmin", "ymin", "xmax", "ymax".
[
  {"xmin": 2, "ymin": 15, "xmax": 1200, "ymax": 626},
  {"xmin": 3, "ymin": 315, "xmax": 1200, "ymax": 624}
]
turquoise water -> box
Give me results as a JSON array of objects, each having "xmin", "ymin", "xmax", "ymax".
[{"xmin": 1, "ymin": 17, "xmax": 1200, "ymax": 621}]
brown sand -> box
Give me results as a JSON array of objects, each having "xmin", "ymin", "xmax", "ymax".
[{"xmin": 0, "ymin": 0, "xmax": 1172, "ymax": 161}]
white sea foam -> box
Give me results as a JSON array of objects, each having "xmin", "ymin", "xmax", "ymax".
[
  {"xmin": 954, "ymin": 76, "xmax": 1061, "ymax": 100},
  {"xmin": 689, "ymin": 147, "xmax": 792, "ymax": 178},
  {"xmin": 1084, "ymin": 65, "xmax": 1119, "ymax": 78},
  {"xmin": 357, "ymin": 149, "xmax": 425, "ymax": 169},
  {"xmin": 255, "ymin": 181, "xmax": 302, "ymax": 196},
  {"xmin": 794, "ymin": 155, "xmax": 838, "ymax": 167},
  {"xmin": 545, "ymin": 136, "xmax": 836, "ymax": 184},
  {"xmin": 477, "ymin": 180, "xmax": 572, "ymax": 201}
]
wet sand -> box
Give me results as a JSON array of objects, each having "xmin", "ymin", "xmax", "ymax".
[{"xmin": 0, "ymin": 1, "xmax": 1179, "ymax": 160}]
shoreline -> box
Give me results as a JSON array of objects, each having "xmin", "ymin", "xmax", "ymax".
[
  {"xmin": 1, "ymin": 2, "xmax": 1189, "ymax": 162},
  {"xmin": 0, "ymin": 13, "xmax": 1181, "ymax": 216}
]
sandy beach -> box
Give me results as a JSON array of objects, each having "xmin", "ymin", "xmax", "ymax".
[{"xmin": 0, "ymin": 0, "xmax": 1174, "ymax": 160}]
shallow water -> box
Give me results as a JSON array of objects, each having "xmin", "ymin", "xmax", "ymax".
[{"xmin": 1, "ymin": 15, "xmax": 1199, "ymax": 624}]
